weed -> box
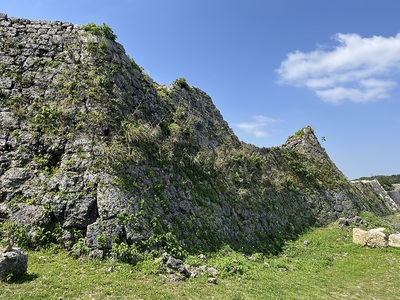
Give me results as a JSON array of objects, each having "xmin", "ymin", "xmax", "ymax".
[
  {"xmin": 95, "ymin": 75, "xmax": 110, "ymax": 88},
  {"xmin": 71, "ymin": 238, "xmax": 90, "ymax": 258},
  {"xmin": 110, "ymin": 242, "xmax": 141, "ymax": 264},
  {"xmin": 6, "ymin": 271, "xmax": 14, "ymax": 282}
]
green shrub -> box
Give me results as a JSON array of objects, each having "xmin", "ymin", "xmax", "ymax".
[
  {"xmin": 173, "ymin": 77, "xmax": 190, "ymax": 89},
  {"xmin": 143, "ymin": 232, "xmax": 188, "ymax": 259},
  {"xmin": 208, "ymin": 246, "xmax": 251, "ymax": 279},
  {"xmin": 0, "ymin": 221, "xmax": 30, "ymax": 248},
  {"xmin": 134, "ymin": 257, "xmax": 167, "ymax": 275},
  {"xmin": 71, "ymin": 238, "xmax": 90, "ymax": 258},
  {"xmin": 0, "ymin": 220, "xmax": 67, "ymax": 250},
  {"xmin": 213, "ymin": 256, "xmax": 249, "ymax": 278},
  {"xmin": 83, "ymin": 22, "xmax": 117, "ymax": 41},
  {"xmin": 110, "ymin": 242, "xmax": 141, "ymax": 264}
]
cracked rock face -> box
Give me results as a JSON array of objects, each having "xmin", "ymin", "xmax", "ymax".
[{"xmin": 0, "ymin": 13, "xmax": 398, "ymax": 253}]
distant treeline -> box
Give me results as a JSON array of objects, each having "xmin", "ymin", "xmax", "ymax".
[{"xmin": 356, "ymin": 174, "xmax": 400, "ymax": 191}]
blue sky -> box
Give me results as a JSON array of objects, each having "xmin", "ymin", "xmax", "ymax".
[{"xmin": 2, "ymin": 0, "xmax": 400, "ymax": 179}]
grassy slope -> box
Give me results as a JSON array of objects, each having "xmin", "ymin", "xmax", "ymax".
[{"xmin": 2, "ymin": 216, "xmax": 400, "ymax": 300}]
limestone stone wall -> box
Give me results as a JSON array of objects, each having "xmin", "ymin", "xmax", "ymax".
[
  {"xmin": 388, "ymin": 184, "xmax": 400, "ymax": 207},
  {"xmin": 0, "ymin": 13, "xmax": 398, "ymax": 254}
]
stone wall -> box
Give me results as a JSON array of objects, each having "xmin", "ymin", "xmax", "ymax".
[
  {"xmin": 351, "ymin": 180, "xmax": 399, "ymax": 215},
  {"xmin": 0, "ymin": 13, "xmax": 398, "ymax": 255},
  {"xmin": 388, "ymin": 184, "xmax": 400, "ymax": 207}
]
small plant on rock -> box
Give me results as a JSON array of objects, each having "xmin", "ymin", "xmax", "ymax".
[{"xmin": 173, "ymin": 77, "xmax": 190, "ymax": 89}]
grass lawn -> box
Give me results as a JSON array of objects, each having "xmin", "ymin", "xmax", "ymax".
[{"xmin": 1, "ymin": 219, "xmax": 400, "ymax": 299}]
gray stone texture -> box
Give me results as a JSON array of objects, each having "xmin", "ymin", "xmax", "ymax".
[{"xmin": 0, "ymin": 248, "xmax": 28, "ymax": 281}]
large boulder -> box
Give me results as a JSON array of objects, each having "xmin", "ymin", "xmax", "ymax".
[
  {"xmin": 353, "ymin": 227, "xmax": 388, "ymax": 248},
  {"xmin": 0, "ymin": 248, "xmax": 28, "ymax": 281},
  {"xmin": 389, "ymin": 233, "xmax": 400, "ymax": 248},
  {"xmin": 366, "ymin": 228, "xmax": 388, "ymax": 248}
]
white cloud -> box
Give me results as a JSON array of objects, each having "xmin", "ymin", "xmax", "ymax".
[
  {"xmin": 277, "ymin": 33, "xmax": 400, "ymax": 103},
  {"xmin": 236, "ymin": 115, "xmax": 277, "ymax": 138}
]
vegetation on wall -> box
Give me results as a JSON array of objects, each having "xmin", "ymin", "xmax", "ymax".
[
  {"xmin": 1, "ymin": 16, "xmax": 398, "ymax": 271},
  {"xmin": 356, "ymin": 174, "xmax": 400, "ymax": 191},
  {"xmin": 83, "ymin": 22, "xmax": 117, "ymax": 41}
]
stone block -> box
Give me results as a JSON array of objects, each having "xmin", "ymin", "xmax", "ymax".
[
  {"xmin": 353, "ymin": 227, "xmax": 388, "ymax": 248},
  {"xmin": 353, "ymin": 228, "xmax": 368, "ymax": 246},
  {"xmin": 389, "ymin": 233, "xmax": 400, "ymax": 248},
  {"xmin": 0, "ymin": 248, "xmax": 28, "ymax": 281},
  {"xmin": 366, "ymin": 228, "xmax": 388, "ymax": 248}
]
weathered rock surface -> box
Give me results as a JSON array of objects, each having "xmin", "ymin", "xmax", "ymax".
[
  {"xmin": 165, "ymin": 256, "xmax": 190, "ymax": 278},
  {"xmin": 353, "ymin": 228, "xmax": 369, "ymax": 246},
  {"xmin": 0, "ymin": 13, "xmax": 398, "ymax": 254},
  {"xmin": 9, "ymin": 204, "xmax": 51, "ymax": 226},
  {"xmin": 351, "ymin": 180, "xmax": 399, "ymax": 214},
  {"xmin": 0, "ymin": 248, "xmax": 28, "ymax": 281},
  {"xmin": 353, "ymin": 228, "xmax": 388, "ymax": 248},
  {"xmin": 338, "ymin": 215, "xmax": 368, "ymax": 226},
  {"xmin": 162, "ymin": 253, "xmax": 219, "ymax": 280},
  {"xmin": 353, "ymin": 227, "xmax": 400, "ymax": 248},
  {"xmin": 388, "ymin": 184, "xmax": 400, "ymax": 207},
  {"xmin": 388, "ymin": 233, "xmax": 400, "ymax": 248},
  {"xmin": 86, "ymin": 219, "xmax": 124, "ymax": 249}
]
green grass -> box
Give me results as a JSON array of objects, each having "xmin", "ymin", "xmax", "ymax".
[{"xmin": 2, "ymin": 220, "xmax": 400, "ymax": 299}]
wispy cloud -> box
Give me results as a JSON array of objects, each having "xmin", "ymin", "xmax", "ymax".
[
  {"xmin": 236, "ymin": 115, "xmax": 277, "ymax": 138},
  {"xmin": 277, "ymin": 33, "xmax": 400, "ymax": 103}
]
